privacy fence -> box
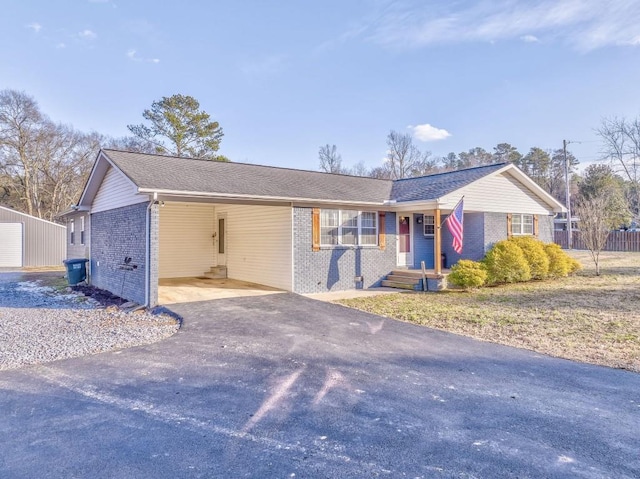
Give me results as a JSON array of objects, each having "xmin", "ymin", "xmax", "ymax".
[{"xmin": 554, "ymin": 230, "xmax": 640, "ymax": 252}]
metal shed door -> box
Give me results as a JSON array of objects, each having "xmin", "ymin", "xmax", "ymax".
[{"xmin": 0, "ymin": 223, "xmax": 23, "ymax": 267}]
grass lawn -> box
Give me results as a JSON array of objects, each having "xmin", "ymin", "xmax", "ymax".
[{"xmin": 338, "ymin": 251, "xmax": 640, "ymax": 372}]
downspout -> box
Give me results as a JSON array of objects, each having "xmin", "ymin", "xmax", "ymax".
[{"xmin": 145, "ymin": 192, "xmax": 157, "ymax": 308}]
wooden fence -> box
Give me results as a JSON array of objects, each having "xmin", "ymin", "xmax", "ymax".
[{"xmin": 554, "ymin": 230, "xmax": 640, "ymax": 252}]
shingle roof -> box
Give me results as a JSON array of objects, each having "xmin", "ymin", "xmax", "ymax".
[
  {"xmin": 101, "ymin": 150, "xmax": 509, "ymax": 205},
  {"xmin": 390, "ymin": 163, "xmax": 509, "ymax": 202},
  {"xmin": 102, "ymin": 150, "xmax": 393, "ymax": 204}
]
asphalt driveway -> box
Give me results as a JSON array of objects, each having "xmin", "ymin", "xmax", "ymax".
[{"xmin": 1, "ymin": 293, "xmax": 638, "ymax": 478}]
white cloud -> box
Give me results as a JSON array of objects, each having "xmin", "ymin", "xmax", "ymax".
[
  {"xmin": 409, "ymin": 123, "xmax": 451, "ymax": 142},
  {"xmin": 351, "ymin": 0, "xmax": 640, "ymax": 51},
  {"xmin": 126, "ymin": 49, "xmax": 160, "ymax": 64},
  {"xmin": 26, "ymin": 23, "xmax": 42, "ymax": 33},
  {"xmin": 79, "ymin": 29, "xmax": 97, "ymax": 39},
  {"xmin": 521, "ymin": 34, "xmax": 540, "ymax": 43},
  {"xmin": 56, "ymin": 42, "xmax": 66, "ymax": 49}
]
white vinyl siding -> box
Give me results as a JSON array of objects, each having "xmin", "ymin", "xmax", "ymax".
[
  {"xmin": 215, "ymin": 204, "xmax": 292, "ymax": 291},
  {"xmin": 92, "ymin": 166, "xmax": 148, "ymax": 213},
  {"xmin": 159, "ymin": 203, "xmax": 215, "ymax": 278},
  {"xmin": 67, "ymin": 213, "xmax": 91, "ymax": 259},
  {"xmin": 0, "ymin": 223, "xmax": 23, "ymax": 267},
  {"xmin": 440, "ymin": 172, "xmax": 553, "ymax": 215}
]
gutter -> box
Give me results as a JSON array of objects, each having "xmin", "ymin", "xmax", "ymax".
[{"xmin": 137, "ymin": 187, "xmax": 385, "ymax": 207}]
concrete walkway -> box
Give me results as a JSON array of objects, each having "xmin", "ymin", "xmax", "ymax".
[{"xmin": 1, "ymin": 293, "xmax": 638, "ymax": 478}]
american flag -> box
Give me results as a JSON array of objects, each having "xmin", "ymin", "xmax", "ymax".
[{"xmin": 445, "ymin": 198, "xmax": 464, "ymax": 254}]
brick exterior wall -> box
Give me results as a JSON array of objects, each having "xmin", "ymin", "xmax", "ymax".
[
  {"xmin": 537, "ymin": 215, "xmax": 554, "ymax": 243},
  {"xmin": 442, "ymin": 212, "xmax": 486, "ymax": 266},
  {"xmin": 484, "ymin": 212, "xmax": 508, "ymax": 252},
  {"xmin": 149, "ymin": 203, "xmax": 160, "ymax": 307},
  {"xmin": 293, "ymin": 207, "xmax": 397, "ymax": 294},
  {"xmin": 91, "ymin": 202, "xmax": 148, "ymax": 305}
]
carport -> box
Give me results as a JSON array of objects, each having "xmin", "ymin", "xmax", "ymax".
[
  {"xmin": 158, "ymin": 276, "xmax": 283, "ymax": 304},
  {"xmin": 156, "ymin": 200, "xmax": 292, "ymax": 304}
]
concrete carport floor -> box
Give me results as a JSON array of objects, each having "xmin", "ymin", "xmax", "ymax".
[
  {"xmin": 0, "ymin": 293, "xmax": 638, "ymax": 478},
  {"xmin": 158, "ymin": 277, "xmax": 284, "ymax": 304}
]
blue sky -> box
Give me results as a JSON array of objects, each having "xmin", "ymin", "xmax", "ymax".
[{"xmin": 3, "ymin": 0, "xmax": 640, "ymax": 172}]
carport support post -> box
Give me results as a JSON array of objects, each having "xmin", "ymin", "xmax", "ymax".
[
  {"xmin": 147, "ymin": 202, "xmax": 160, "ymax": 307},
  {"xmin": 434, "ymin": 208, "xmax": 442, "ymax": 275}
]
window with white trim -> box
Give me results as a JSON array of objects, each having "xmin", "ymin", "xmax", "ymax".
[
  {"xmin": 70, "ymin": 219, "xmax": 75, "ymax": 245},
  {"xmin": 80, "ymin": 216, "xmax": 85, "ymax": 245},
  {"xmin": 320, "ymin": 209, "xmax": 378, "ymax": 246},
  {"xmin": 511, "ymin": 214, "xmax": 534, "ymax": 235},
  {"xmin": 423, "ymin": 215, "xmax": 435, "ymax": 236}
]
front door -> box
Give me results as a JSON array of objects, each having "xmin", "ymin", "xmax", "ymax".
[
  {"xmin": 397, "ymin": 215, "xmax": 413, "ymax": 267},
  {"xmin": 217, "ymin": 214, "xmax": 227, "ymax": 266}
]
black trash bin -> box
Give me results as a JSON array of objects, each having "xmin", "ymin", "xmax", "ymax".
[{"xmin": 63, "ymin": 258, "xmax": 89, "ymax": 285}]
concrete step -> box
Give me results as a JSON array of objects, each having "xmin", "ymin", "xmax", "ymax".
[
  {"xmin": 381, "ymin": 280, "xmax": 420, "ymax": 290},
  {"xmin": 204, "ymin": 265, "xmax": 227, "ymax": 279}
]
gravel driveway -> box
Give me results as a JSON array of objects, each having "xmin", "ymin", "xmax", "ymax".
[{"xmin": 0, "ymin": 272, "xmax": 179, "ymax": 370}]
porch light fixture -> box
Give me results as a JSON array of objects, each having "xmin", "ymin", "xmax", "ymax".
[{"xmin": 417, "ymin": 216, "xmax": 423, "ymax": 224}]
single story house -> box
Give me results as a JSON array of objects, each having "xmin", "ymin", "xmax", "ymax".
[
  {"xmin": 63, "ymin": 149, "xmax": 565, "ymax": 306},
  {"xmin": 0, "ymin": 205, "xmax": 66, "ymax": 267}
]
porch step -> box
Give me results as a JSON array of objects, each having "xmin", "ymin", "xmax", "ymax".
[
  {"xmin": 381, "ymin": 279, "xmax": 420, "ymax": 290},
  {"xmin": 390, "ymin": 269, "xmax": 427, "ymax": 279},
  {"xmin": 203, "ymin": 265, "xmax": 227, "ymax": 279},
  {"xmin": 386, "ymin": 273, "xmax": 423, "ymax": 283}
]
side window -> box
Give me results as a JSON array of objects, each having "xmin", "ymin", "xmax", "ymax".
[
  {"xmin": 80, "ymin": 216, "xmax": 85, "ymax": 245},
  {"xmin": 511, "ymin": 214, "xmax": 534, "ymax": 235},
  {"xmin": 320, "ymin": 209, "xmax": 339, "ymax": 245},
  {"xmin": 70, "ymin": 219, "xmax": 75, "ymax": 245},
  {"xmin": 423, "ymin": 215, "xmax": 435, "ymax": 236}
]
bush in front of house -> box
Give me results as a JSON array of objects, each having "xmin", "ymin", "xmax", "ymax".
[
  {"xmin": 448, "ymin": 260, "xmax": 488, "ymax": 289},
  {"xmin": 544, "ymin": 243, "xmax": 578, "ymax": 277},
  {"xmin": 483, "ymin": 240, "xmax": 532, "ymax": 284},
  {"xmin": 509, "ymin": 236, "xmax": 550, "ymax": 280}
]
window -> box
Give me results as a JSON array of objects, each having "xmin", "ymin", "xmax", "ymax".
[
  {"xmin": 423, "ymin": 215, "xmax": 435, "ymax": 236},
  {"xmin": 320, "ymin": 209, "xmax": 378, "ymax": 246},
  {"xmin": 80, "ymin": 216, "xmax": 85, "ymax": 245},
  {"xmin": 70, "ymin": 219, "xmax": 75, "ymax": 245},
  {"xmin": 511, "ymin": 214, "xmax": 534, "ymax": 235}
]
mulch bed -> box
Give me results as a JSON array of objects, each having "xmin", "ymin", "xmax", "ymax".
[{"xmin": 71, "ymin": 284, "xmax": 128, "ymax": 308}]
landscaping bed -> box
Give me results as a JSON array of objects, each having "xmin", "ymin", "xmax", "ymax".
[
  {"xmin": 0, "ymin": 273, "xmax": 180, "ymax": 371},
  {"xmin": 339, "ymin": 251, "xmax": 640, "ymax": 372}
]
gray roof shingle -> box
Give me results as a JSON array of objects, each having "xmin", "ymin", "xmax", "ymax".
[
  {"xmin": 103, "ymin": 150, "xmax": 393, "ymax": 204},
  {"xmin": 390, "ymin": 163, "xmax": 508, "ymax": 202},
  {"xmin": 102, "ymin": 150, "xmax": 508, "ymax": 205}
]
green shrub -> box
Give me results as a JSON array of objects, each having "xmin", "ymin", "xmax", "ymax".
[
  {"xmin": 448, "ymin": 260, "xmax": 488, "ymax": 289},
  {"xmin": 544, "ymin": 243, "xmax": 572, "ymax": 277},
  {"xmin": 509, "ymin": 236, "xmax": 550, "ymax": 280},
  {"xmin": 542, "ymin": 243, "xmax": 582, "ymax": 277},
  {"xmin": 483, "ymin": 240, "xmax": 531, "ymax": 284},
  {"xmin": 568, "ymin": 256, "xmax": 583, "ymax": 273}
]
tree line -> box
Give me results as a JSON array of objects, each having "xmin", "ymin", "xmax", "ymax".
[
  {"xmin": 0, "ymin": 90, "xmax": 224, "ymax": 221},
  {"xmin": 1, "ymin": 87, "xmax": 638, "ymax": 226},
  {"xmin": 320, "ymin": 125, "xmax": 640, "ymax": 223}
]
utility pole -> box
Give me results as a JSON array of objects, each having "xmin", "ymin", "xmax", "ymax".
[{"xmin": 563, "ymin": 140, "xmax": 573, "ymax": 249}]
